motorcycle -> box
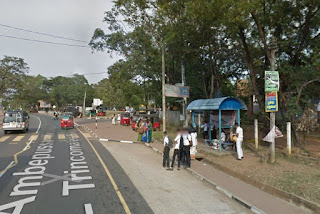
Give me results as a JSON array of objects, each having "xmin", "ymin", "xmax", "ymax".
[{"xmin": 53, "ymin": 112, "xmax": 59, "ymax": 120}]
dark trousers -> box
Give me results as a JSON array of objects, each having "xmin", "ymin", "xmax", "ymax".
[
  {"xmin": 203, "ymin": 131, "xmax": 208, "ymax": 139},
  {"xmin": 179, "ymin": 147, "xmax": 185, "ymax": 166},
  {"xmin": 184, "ymin": 145, "xmax": 191, "ymax": 167},
  {"xmin": 163, "ymin": 146, "xmax": 170, "ymax": 168},
  {"xmin": 171, "ymin": 149, "xmax": 180, "ymax": 169}
]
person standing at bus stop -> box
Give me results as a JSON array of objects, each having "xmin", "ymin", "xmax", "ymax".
[{"xmin": 235, "ymin": 123, "xmax": 244, "ymax": 160}]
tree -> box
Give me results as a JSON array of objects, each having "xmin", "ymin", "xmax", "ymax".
[{"xmin": 0, "ymin": 56, "xmax": 29, "ymax": 100}]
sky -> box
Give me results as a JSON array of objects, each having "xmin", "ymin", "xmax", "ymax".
[{"xmin": 0, "ymin": 0, "xmax": 117, "ymax": 84}]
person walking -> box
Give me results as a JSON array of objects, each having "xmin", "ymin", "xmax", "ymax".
[
  {"xmin": 162, "ymin": 131, "xmax": 171, "ymax": 169},
  {"xmin": 147, "ymin": 119, "xmax": 153, "ymax": 143},
  {"xmin": 190, "ymin": 128, "xmax": 198, "ymax": 160},
  {"xmin": 112, "ymin": 114, "xmax": 116, "ymax": 125},
  {"xmin": 117, "ymin": 113, "xmax": 121, "ymax": 125},
  {"xmin": 235, "ymin": 123, "xmax": 244, "ymax": 160},
  {"xmin": 201, "ymin": 121, "xmax": 208, "ymax": 139},
  {"xmin": 180, "ymin": 128, "xmax": 192, "ymax": 168},
  {"xmin": 170, "ymin": 129, "xmax": 182, "ymax": 171}
]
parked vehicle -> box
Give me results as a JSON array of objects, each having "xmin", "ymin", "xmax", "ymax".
[
  {"xmin": 60, "ymin": 112, "xmax": 74, "ymax": 129},
  {"xmin": 61, "ymin": 106, "xmax": 80, "ymax": 117},
  {"xmin": 152, "ymin": 115, "xmax": 161, "ymax": 131},
  {"xmin": 3, "ymin": 110, "xmax": 29, "ymax": 134},
  {"xmin": 97, "ymin": 110, "xmax": 106, "ymax": 116},
  {"xmin": 86, "ymin": 110, "xmax": 97, "ymax": 117},
  {"xmin": 120, "ymin": 113, "xmax": 131, "ymax": 126}
]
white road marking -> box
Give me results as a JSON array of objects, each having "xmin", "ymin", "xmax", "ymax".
[
  {"xmin": 0, "ymin": 161, "xmax": 15, "ymax": 178},
  {"xmin": 13, "ymin": 135, "xmax": 24, "ymax": 142},
  {"xmin": 44, "ymin": 134, "xmax": 52, "ymax": 140},
  {"xmin": 41, "ymin": 173, "xmax": 81, "ymax": 186},
  {"xmin": 29, "ymin": 135, "xmax": 38, "ymax": 141},
  {"xmin": 30, "ymin": 114, "xmax": 41, "ymax": 134},
  {"xmin": 58, "ymin": 134, "xmax": 66, "ymax": 140},
  {"xmin": 84, "ymin": 203, "xmax": 94, "ymax": 214},
  {"xmin": 0, "ymin": 136, "xmax": 10, "ymax": 142}
]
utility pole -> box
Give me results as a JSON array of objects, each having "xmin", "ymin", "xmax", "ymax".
[
  {"xmin": 162, "ymin": 45, "xmax": 166, "ymax": 132},
  {"xmin": 181, "ymin": 60, "xmax": 188, "ymax": 127},
  {"xmin": 270, "ymin": 37, "xmax": 277, "ymax": 163},
  {"xmin": 83, "ymin": 88, "xmax": 86, "ymax": 118}
]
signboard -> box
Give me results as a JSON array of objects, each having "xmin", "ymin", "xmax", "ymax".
[
  {"xmin": 265, "ymin": 71, "xmax": 279, "ymax": 92},
  {"xmin": 265, "ymin": 92, "xmax": 278, "ymax": 112},
  {"xmin": 92, "ymin": 98, "xmax": 103, "ymax": 107},
  {"xmin": 165, "ymin": 84, "xmax": 189, "ymax": 98}
]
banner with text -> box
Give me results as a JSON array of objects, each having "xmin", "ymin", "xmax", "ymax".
[
  {"xmin": 265, "ymin": 92, "xmax": 278, "ymax": 112},
  {"xmin": 165, "ymin": 84, "xmax": 190, "ymax": 98},
  {"xmin": 265, "ymin": 71, "xmax": 279, "ymax": 92}
]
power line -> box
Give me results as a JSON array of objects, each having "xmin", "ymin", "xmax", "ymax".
[
  {"xmin": 0, "ymin": 34, "xmax": 89, "ymax": 48},
  {"xmin": 0, "ymin": 23, "xmax": 88, "ymax": 43},
  {"xmin": 47, "ymin": 72, "xmax": 108, "ymax": 78}
]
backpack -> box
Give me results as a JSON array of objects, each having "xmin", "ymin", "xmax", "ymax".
[
  {"xmin": 168, "ymin": 138, "xmax": 173, "ymax": 149},
  {"xmin": 179, "ymin": 136, "xmax": 184, "ymax": 150}
]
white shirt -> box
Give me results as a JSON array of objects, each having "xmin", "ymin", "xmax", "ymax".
[
  {"xmin": 221, "ymin": 132, "xmax": 226, "ymax": 142},
  {"xmin": 164, "ymin": 136, "xmax": 169, "ymax": 146},
  {"xmin": 201, "ymin": 123, "xmax": 208, "ymax": 131},
  {"xmin": 182, "ymin": 133, "xmax": 191, "ymax": 146},
  {"xmin": 236, "ymin": 127, "xmax": 243, "ymax": 140},
  {"xmin": 174, "ymin": 134, "xmax": 181, "ymax": 150},
  {"xmin": 117, "ymin": 114, "xmax": 121, "ymax": 120},
  {"xmin": 191, "ymin": 132, "xmax": 197, "ymax": 146}
]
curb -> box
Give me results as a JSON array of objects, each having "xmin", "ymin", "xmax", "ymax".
[
  {"xmin": 75, "ymin": 123, "xmax": 140, "ymax": 144},
  {"xmin": 144, "ymin": 143, "xmax": 265, "ymax": 214}
]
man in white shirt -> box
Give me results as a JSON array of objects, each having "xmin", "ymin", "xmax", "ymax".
[
  {"xmin": 163, "ymin": 131, "xmax": 170, "ymax": 169},
  {"xmin": 181, "ymin": 129, "xmax": 192, "ymax": 168},
  {"xmin": 235, "ymin": 123, "xmax": 244, "ymax": 160},
  {"xmin": 170, "ymin": 129, "xmax": 182, "ymax": 170},
  {"xmin": 201, "ymin": 121, "xmax": 208, "ymax": 139},
  {"xmin": 190, "ymin": 129, "xmax": 198, "ymax": 160}
]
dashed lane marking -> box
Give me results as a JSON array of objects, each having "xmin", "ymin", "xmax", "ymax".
[
  {"xmin": 58, "ymin": 134, "xmax": 66, "ymax": 140},
  {"xmin": 29, "ymin": 135, "xmax": 39, "ymax": 141},
  {"xmin": 0, "ymin": 136, "xmax": 10, "ymax": 143},
  {"xmin": 12, "ymin": 135, "xmax": 24, "ymax": 142},
  {"xmin": 84, "ymin": 203, "xmax": 94, "ymax": 214},
  {"xmin": 77, "ymin": 127, "xmax": 131, "ymax": 214},
  {"xmin": 72, "ymin": 133, "xmax": 79, "ymax": 139},
  {"xmin": 44, "ymin": 134, "xmax": 52, "ymax": 140}
]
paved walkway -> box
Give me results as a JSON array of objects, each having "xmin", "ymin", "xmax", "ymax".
[{"xmin": 78, "ymin": 120, "xmax": 312, "ymax": 214}]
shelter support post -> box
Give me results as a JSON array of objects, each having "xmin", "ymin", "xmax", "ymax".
[
  {"xmin": 208, "ymin": 113, "xmax": 211, "ymax": 141},
  {"xmin": 198, "ymin": 113, "xmax": 201, "ymax": 134},
  {"xmin": 237, "ymin": 109, "xmax": 240, "ymax": 126},
  {"xmin": 219, "ymin": 109, "xmax": 222, "ymax": 152},
  {"xmin": 192, "ymin": 111, "xmax": 195, "ymax": 128}
]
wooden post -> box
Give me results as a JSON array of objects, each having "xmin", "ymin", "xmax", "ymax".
[
  {"xmin": 162, "ymin": 45, "xmax": 166, "ymax": 132},
  {"xmin": 254, "ymin": 119, "xmax": 258, "ymax": 149},
  {"xmin": 287, "ymin": 122, "xmax": 291, "ymax": 156}
]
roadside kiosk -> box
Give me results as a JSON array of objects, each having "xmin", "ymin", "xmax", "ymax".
[{"xmin": 187, "ymin": 97, "xmax": 247, "ymax": 152}]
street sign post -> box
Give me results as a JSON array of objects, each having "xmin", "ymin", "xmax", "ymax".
[
  {"xmin": 265, "ymin": 92, "xmax": 278, "ymax": 112},
  {"xmin": 265, "ymin": 71, "xmax": 279, "ymax": 92}
]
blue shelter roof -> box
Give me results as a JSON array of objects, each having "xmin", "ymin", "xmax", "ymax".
[{"xmin": 187, "ymin": 97, "xmax": 247, "ymax": 111}]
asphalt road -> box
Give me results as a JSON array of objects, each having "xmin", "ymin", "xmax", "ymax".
[{"xmin": 0, "ymin": 114, "xmax": 152, "ymax": 214}]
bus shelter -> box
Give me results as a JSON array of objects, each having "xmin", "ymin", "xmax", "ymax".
[{"xmin": 187, "ymin": 97, "xmax": 247, "ymax": 152}]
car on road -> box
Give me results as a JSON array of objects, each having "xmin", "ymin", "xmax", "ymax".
[
  {"xmin": 60, "ymin": 112, "xmax": 74, "ymax": 129},
  {"xmin": 3, "ymin": 110, "xmax": 30, "ymax": 134},
  {"xmin": 97, "ymin": 110, "xmax": 106, "ymax": 116}
]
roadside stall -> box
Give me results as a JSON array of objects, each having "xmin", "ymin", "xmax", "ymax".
[{"xmin": 187, "ymin": 97, "xmax": 247, "ymax": 152}]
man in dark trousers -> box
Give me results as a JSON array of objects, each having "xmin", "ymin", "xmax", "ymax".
[
  {"xmin": 170, "ymin": 129, "xmax": 182, "ymax": 171},
  {"xmin": 162, "ymin": 131, "xmax": 170, "ymax": 169}
]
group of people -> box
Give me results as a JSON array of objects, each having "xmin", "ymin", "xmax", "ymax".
[
  {"xmin": 201, "ymin": 121, "xmax": 244, "ymax": 161},
  {"xmin": 111, "ymin": 113, "xmax": 121, "ymax": 125},
  {"xmin": 136, "ymin": 118, "xmax": 153, "ymax": 143},
  {"xmin": 163, "ymin": 127, "xmax": 198, "ymax": 171}
]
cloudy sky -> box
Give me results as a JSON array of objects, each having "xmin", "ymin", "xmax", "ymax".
[{"xmin": 0, "ymin": 0, "xmax": 117, "ymax": 83}]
